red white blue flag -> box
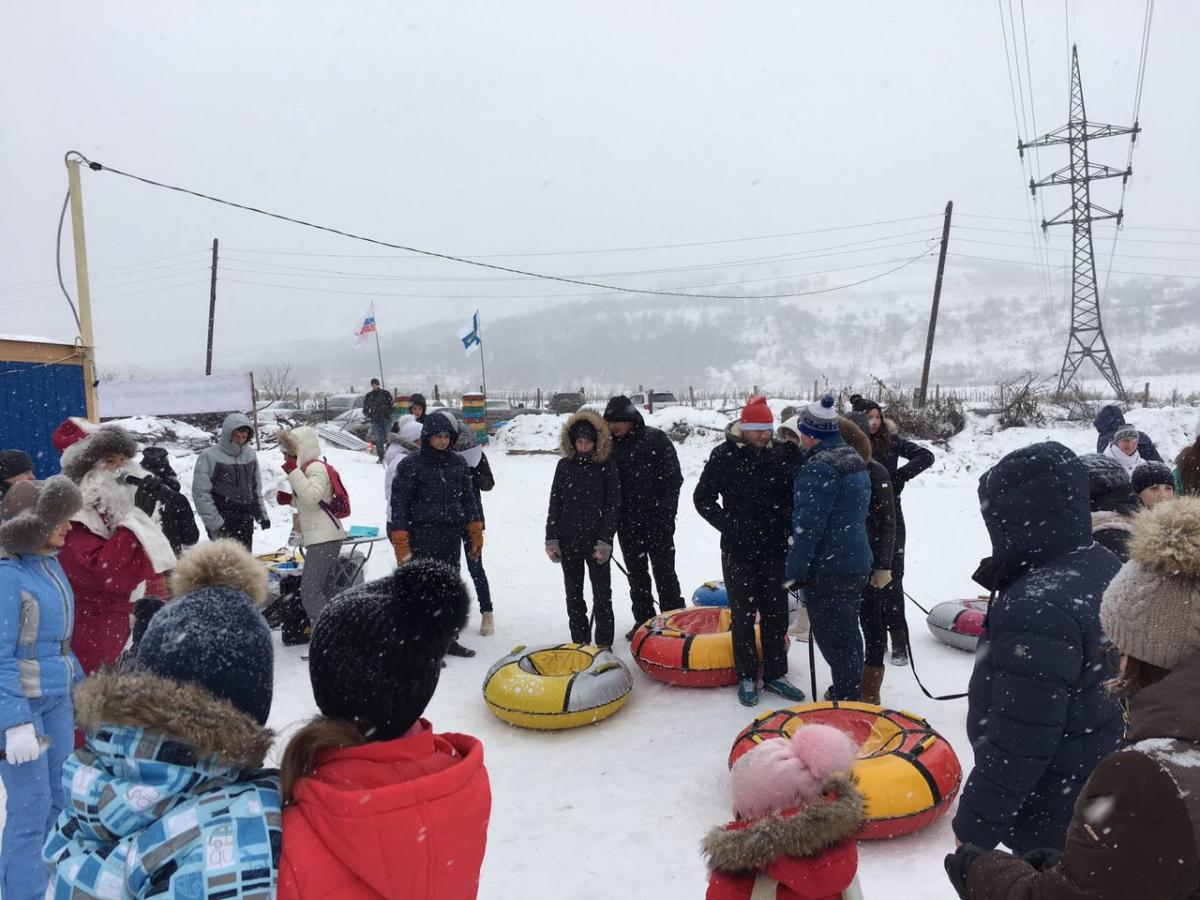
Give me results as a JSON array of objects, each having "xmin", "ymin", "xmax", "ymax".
[{"xmin": 354, "ymin": 303, "xmax": 377, "ymax": 346}]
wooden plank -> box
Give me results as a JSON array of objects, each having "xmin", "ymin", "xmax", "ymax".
[{"xmin": 0, "ymin": 340, "xmax": 84, "ymax": 365}]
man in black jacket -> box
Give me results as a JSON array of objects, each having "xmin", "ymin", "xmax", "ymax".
[
  {"xmin": 362, "ymin": 379, "xmax": 395, "ymax": 463},
  {"xmin": 694, "ymin": 396, "xmax": 805, "ymax": 707},
  {"xmin": 603, "ymin": 396, "xmax": 686, "ymax": 639}
]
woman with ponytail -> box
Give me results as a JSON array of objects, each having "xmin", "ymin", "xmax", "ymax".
[{"xmin": 277, "ymin": 560, "xmax": 492, "ymax": 899}]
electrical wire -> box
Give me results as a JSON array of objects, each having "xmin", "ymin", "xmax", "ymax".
[
  {"xmin": 1100, "ymin": 0, "xmax": 1155, "ymax": 301},
  {"xmin": 950, "ymin": 251, "xmax": 1200, "ymax": 280},
  {"xmin": 71, "ymin": 154, "xmax": 933, "ymax": 301},
  {"xmin": 221, "ymin": 251, "xmax": 939, "ymax": 302},
  {"xmin": 54, "ymin": 190, "xmax": 82, "ymax": 331}
]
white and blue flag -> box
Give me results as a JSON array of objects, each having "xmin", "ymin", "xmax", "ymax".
[{"xmin": 457, "ymin": 310, "xmax": 482, "ymax": 357}]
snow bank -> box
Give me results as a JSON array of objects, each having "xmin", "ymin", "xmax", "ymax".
[{"xmin": 105, "ymin": 416, "xmax": 215, "ymax": 449}]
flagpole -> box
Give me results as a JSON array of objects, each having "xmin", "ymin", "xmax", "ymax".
[
  {"xmin": 372, "ymin": 302, "xmax": 386, "ymax": 385},
  {"xmin": 478, "ymin": 311, "xmax": 487, "ymax": 396}
]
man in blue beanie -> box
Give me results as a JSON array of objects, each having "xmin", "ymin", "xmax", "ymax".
[{"xmin": 785, "ymin": 396, "xmax": 873, "ymax": 701}]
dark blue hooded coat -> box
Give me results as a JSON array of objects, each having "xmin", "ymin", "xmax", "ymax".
[
  {"xmin": 390, "ymin": 413, "xmax": 480, "ymax": 532},
  {"xmin": 1093, "ymin": 404, "xmax": 1162, "ymax": 462},
  {"xmin": 953, "ymin": 441, "xmax": 1124, "ymax": 853}
]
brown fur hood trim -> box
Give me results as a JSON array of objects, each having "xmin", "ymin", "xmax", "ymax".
[
  {"xmin": 560, "ymin": 410, "xmax": 612, "ymax": 462},
  {"xmin": 171, "ymin": 539, "xmax": 268, "ymax": 607},
  {"xmin": 1128, "ymin": 496, "xmax": 1200, "ymax": 577},
  {"xmin": 1092, "ymin": 510, "xmax": 1135, "ymax": 534},
  {"xmin": 837, "ymin": 416, "xmax": 873, "ymax": 462},
  {"xmin": 75, "ymin": 670, "xmax": 274, "ymax": 769},
  {"xmin": 702, "ymin": 773, "xmax": 865, "ymax": 873}
]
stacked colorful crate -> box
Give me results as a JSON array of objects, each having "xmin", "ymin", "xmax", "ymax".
[{"xmin": 461, "ymin": 392, "xmax": 487, "ymax": 445}]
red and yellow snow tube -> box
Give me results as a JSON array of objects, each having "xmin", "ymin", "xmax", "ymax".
[
  {"xmin": 632, "ymin": 606, "xmax": 772, "ymax": 687},
  {"xmin": 729, "ymin": 702, "xmax": 962, "ymax": 840}
]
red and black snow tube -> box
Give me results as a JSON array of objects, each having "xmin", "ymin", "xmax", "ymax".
[
  {"xmin": 926, "ymin": 598, "xmax": 989, "ymax": 652},
  {"xmin": 632, "ymin": 606, "xmax": 784, "ymax": 687},
  {"xmin": 729, "ymin": 702, "xmax": 962, "ymax": 840}
]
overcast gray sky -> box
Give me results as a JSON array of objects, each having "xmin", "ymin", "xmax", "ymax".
[{"xmin": 3, "ymin": 1, "xmax": 1196, "ymax": 382}]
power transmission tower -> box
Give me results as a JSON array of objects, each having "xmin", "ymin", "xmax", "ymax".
[{"xmin": 1019, "ymin": 45, "xmax": 1139, "ymax": 398}]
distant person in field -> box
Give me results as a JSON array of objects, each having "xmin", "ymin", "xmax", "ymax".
[
  {"xmin": 602, "ymin": 395, "xmax": 686, "ymax": 639},
  {"xmin": 695, "ymin": 396, "xmax": 803, "ymax": 707},
  {"xmin": 545, "ymin": 411, "xmax": 621, "ymax": 649},
  {"xmin": 954, "ymin": 442, "xmax": 1123, "ymax": 856},
  {"xmin": 191, "ymin": 412, "xmax": 269, "ymax": 550},
  {"xmin": 1093, "ymin": 404, "xmax": 1162, "ymax": 461},
  {"xmin": 362, "ymin": 378, "xmax": 395, "ymax": 464},
  {"xmin": 1132, "ymin": 461, "xmax": 1176, "ymax": 509},
  {"xmin": 848, "ymin": 394, "xmax": 934, "ymax": 667},
  {"xmin": 454, "ymin": 425, "xmax": 497, "ymax": 637}
]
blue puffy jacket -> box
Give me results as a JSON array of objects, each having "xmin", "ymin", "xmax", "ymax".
[
  {"xmin": 0, "ymin": 552, "xmax": 82, "ymax": 732},
  {"xmin": 785, "ymin": 433, "xmax": 873, "ymax": 583},
  {"xmin": 44, "ymin": 670, "xmax": 281, "ymax": 897},
  {"xmin": 953, "ymin": 441, "xmax": 1124, "ymax": 853}
]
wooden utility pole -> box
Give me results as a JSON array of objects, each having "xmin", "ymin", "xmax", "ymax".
[
  {"xmin": 66, "ymin": 157, "xmax": 99, "ymax": 421},
  {"xmin": 206, "ymin": 238, "xmax": 218, "ymax": 375},
  {"xmin": 917, "ymin": 201, "xmax": 954, "ymax": 407}
]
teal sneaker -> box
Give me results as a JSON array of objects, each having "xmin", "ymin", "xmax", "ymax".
[
  {"xmin": 737, "ymin": 678, "xmax": 759, "ymax": 707},
  {"xmin": 763, "ymin": 677, "xmax": 807, "ymax": 702}
]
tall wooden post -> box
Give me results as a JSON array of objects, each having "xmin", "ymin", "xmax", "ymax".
[
  {"xmin": 66, "ymin": 158, "xmax": 99, "ymax": 421},
  {"xmin": 206, "ymin": 238, "xmax": 218, "ymax": 375},
  {"xmin": 917, "ymin": 201, "xmax": 954, "ymax": 407}
]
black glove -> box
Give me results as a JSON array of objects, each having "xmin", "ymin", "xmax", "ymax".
[
  {"xmin": 133, "ymin": 475, "xmax": 163, "ymax": 516},
  {"xmin": 944, "ymin": 844, "xmax": 986, "ymax": 900},
  {"xmin": 259, "ymin": 516, "xmax": 271, "ymax": 530},
  {"xmin": 1019, "ymin": 847, "xmax": 1062, "ymax": 872}
]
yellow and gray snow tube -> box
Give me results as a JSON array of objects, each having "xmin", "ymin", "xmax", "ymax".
[{"xmin": 483, "ymin": 643, "xmax": 633, "ymax": 730}]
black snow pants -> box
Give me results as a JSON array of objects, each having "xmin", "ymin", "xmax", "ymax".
[{"xmin": 722, "ymin": 552, "xmax": 789, "ymax": 683}]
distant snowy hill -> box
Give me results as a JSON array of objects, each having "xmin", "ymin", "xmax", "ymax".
[{"xmin": 236, "ymin": 273, "xmax": 1200, "ymax": 395}]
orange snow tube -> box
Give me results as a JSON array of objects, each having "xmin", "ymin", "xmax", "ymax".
[
  {"xmin": 729, "ymin": 702, "xmax": 962, "ymax": 840},
  {"xmin": 631, "ymin": 606, "xmax": 773, "ymax": 687}
]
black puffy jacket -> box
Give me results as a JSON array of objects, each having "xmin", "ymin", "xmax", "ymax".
[
  {"xmin": 954, "ymin": 441, "xmax": 1124, "ymax": 854},
  {"xmin": 693, "ymin": 425, "xmax": 794, "ymax": 565},
  {"xmin": 545, "ymin": 411, "xmax": 621, "ymax": 552},
  {"xmin": 607, "ymin": 409, "xmax": 683, "ymax": 542},
  {"xmin": 390, "ymin": 416, "xmax": 480, "ymax": 532}
]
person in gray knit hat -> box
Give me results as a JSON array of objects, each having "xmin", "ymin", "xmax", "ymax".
[{"xmin": 947, "ymin": 495, "xmax": 1200, "ymax": 899}]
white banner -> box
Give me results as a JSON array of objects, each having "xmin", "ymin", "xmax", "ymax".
[{"xmin": 99, "ymin": 374, "xmax": 253, "ymax": 418}]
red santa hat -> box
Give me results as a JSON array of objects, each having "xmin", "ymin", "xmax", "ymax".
[{"xmin": 52, "ymin": 417, "xmax": 98, "ymax": 453}]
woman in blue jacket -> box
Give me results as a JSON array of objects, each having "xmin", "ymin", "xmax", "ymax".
[{"xmin": 0, "ymin": 476, "xmax": 83, "ymax": 900}]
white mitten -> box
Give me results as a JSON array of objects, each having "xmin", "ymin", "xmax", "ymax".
[{"xmin": 4, "ymin": 723, "xmax": 40, "ymax": 765}]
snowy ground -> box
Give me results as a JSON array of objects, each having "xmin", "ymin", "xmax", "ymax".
[{"xmin": 8, "ymin": 404, "xmax": 1199, "ymax": 897}]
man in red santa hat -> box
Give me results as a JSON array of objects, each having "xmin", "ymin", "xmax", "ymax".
[{"xmin": 52, "ymin": 418, "xmax": 178, "ymax": 674}]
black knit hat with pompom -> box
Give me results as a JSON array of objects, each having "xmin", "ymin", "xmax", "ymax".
[{"xmin": 307, "ymin": 559, "xmax": 470, "ymax": 741}]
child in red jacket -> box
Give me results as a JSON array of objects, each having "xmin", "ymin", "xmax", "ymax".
[
  {"xmin": 278, "ymin": 560, "xmax": 491, "ymax": 899},
  {"xmin": 704, "ymin": 724, "xmax": 865, "ymax": 900}
]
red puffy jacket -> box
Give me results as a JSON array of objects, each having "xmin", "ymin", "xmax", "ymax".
[
  {"xmin": 59, "ymin": 523, "xmax": 154, "ymax": 675},
  {"xmin": 703, "ymin": 774, "xmax": 864, "ymax": 900},
  {"xmin": 278, "ymin": 721, "xmax": 491, "ymax": 899}
]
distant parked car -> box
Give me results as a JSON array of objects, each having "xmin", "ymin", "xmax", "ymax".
[
  {"xmin": 629, "ymin": 391, "xmax": 680, "ymax": 412},
  {"xmin": 252, "ymin": 401, "xmax": 302, "ymax": 424},
  {"xmin": 317, "ymin": 393, "xmax": 365, "ymax": 422},
  {"xmin": 549, "ymin": 392, "xmax": 584, "ymax": 414}
]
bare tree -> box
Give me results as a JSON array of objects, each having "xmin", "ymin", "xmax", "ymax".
[{"xmin": 259, "ymin": 362, "xmax": 297, "ymax": 402}]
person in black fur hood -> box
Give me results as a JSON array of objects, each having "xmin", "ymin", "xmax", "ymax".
[
  {"xmin": 545, "ymin": 411, "xmax": 621, "ymax": 648},
  {"xmin": 139, "ymin": 446, "xmax": 200, "ymax": 555},
  {"xmin": 602, "ymin": 395, "xmax": 686, "ymax": 638},
  {"xmin": 848, "ymin": 394, "xmax": 934, "ymax": 667}
]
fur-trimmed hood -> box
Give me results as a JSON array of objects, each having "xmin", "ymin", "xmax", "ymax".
[
  {"xmin": 0, "ymin": 475, "xmax": 82, "ymax": 555},
  {"xmin": 703, "ymin": 773, "xmax": 865, "ymax": 873},
  {"xmin": 171, "ymin": 538, "xmax": 268, "ymax": 606},
  {"xmin": 75, "ymin": 669, "xmax": 274, "ymax": 769},
  {"xmin": 1127, "ymin": 495, "xmax": 1200, "ymax": 577},
  {"xmin": 1093, "ymin": 509, "xmax": 1135, "ymax": 534},
  {"xmin": 279, "ymin": 425, "xmax": 322, "ymax": 467},
  {"xmin": 561, "ymin": 410, "xmax": 612, "ymax": 462},
  {"xmin": 60, "ymin": 425, "xmax": 140, "ymax": 482},
  {"xmin": 837, "ymin": 416, "xmax": 873, "ymax": 462}
]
